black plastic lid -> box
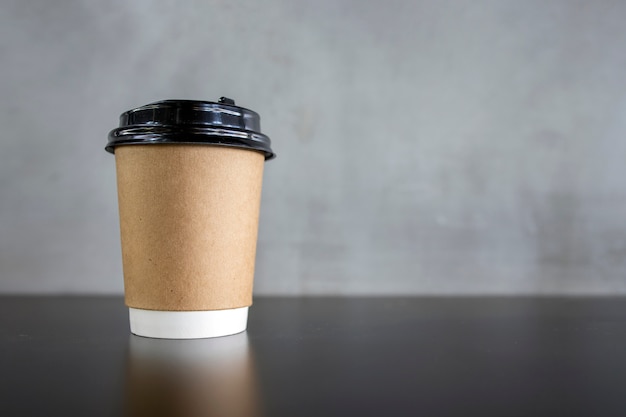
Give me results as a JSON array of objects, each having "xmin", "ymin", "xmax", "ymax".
[{"xmin": 106, "ymin": 97, "xmax": 275, "ymax": 160}]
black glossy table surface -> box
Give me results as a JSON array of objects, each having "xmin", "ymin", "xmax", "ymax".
[{"xmin": 2, "ymin": 296, "xmax": 626, "ymax": 416}]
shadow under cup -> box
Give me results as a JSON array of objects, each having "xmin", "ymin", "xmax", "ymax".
[
  {"xmin": 107, "ymin": 99, "xmax": 275, "ymax": 339},
  {"xmin": 125, "ymin": 333, "xmax": 263, "ymax": 417}
]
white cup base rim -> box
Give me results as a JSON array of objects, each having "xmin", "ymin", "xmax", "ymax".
[{"xmin": 128, "ymin": 306, "xmax": 249, "ymax": 339}]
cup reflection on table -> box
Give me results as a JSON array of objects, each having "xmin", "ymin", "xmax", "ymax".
[{"xmin": 125, "ymin": 333, "xmax": 263, "ymax": 417}]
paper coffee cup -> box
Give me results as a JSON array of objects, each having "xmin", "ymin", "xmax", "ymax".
[{"xmin": 107, "ymin": 98, "xmax": 274, "ymax": 339}]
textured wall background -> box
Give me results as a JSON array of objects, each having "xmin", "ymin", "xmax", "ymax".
[{"xmin": 1, "ymin": 0, "xmax": 626, "ymax": 295}]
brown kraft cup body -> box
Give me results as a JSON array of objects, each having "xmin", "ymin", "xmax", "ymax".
[{"xmin": 115, "ymin": 144, "xmax": 265, "ymax": 311}]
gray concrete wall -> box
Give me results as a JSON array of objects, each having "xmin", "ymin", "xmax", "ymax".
[{"xmin": 1, "ymin": 0, "xmax": 626, "ymax": 295}]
